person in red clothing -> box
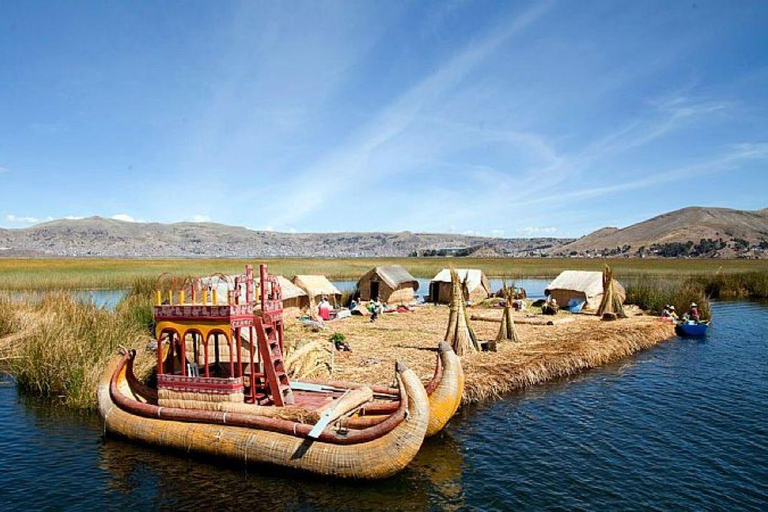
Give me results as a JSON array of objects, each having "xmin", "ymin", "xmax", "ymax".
[{"xmin": 687, "ymin": 302, "xmax": 701, "ymax": 322}]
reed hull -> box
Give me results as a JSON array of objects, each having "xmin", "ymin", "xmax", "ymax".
[
  {"xmin": 98, "ymin": 356, "xmax": 429, "ymax": 479},
  {"xmin": 425, "ymin": 343, "xmax": 464, "ymax": 437},
  {"xmin": 326, "ymin": 343, "xmax": 465, "ymax": 437}
]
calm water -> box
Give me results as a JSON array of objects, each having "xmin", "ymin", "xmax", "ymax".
[{"xmin": 1, "ymin": 301, "xmax": 766, "ymax": 510}]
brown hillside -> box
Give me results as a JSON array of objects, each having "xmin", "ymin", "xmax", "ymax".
[{"xmin": 556, "ymin": 207, "xmax": 768, "ymax": 256}]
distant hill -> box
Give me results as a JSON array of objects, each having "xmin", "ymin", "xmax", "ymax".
[
  {"xmin": 555, "ymin": 207, "xmax": 768, "ymax": 258},
  {"xmin": 2, "ymin": 207, "xmax": 767, "ymax": 258},
  {"xmin": 0, "ymin": 217, "xmax": 566, "ymax": 258}
]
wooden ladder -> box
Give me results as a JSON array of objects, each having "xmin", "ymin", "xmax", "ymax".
[{"xmin": 255, "ymin": 315, "xmax": 294, "ymax": 406}]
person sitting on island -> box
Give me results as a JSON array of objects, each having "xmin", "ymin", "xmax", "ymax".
[
  {"xmin": 687, "ymin": 302, "xmax": 701, "ymax": 323},
  {"xmin": 669, "ymin": 305, "xmax": 679, "ymax": 321},
  {"xmin": 542, "ymin": 297, "xmax": 558, "ymax": 315},
  {"xmin": 318, "ymin": 296, "xmax": 332, "ymax": 321}
]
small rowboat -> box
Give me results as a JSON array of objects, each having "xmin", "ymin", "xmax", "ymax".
[
  {"xmin": 675, "ymin": 321, "xmax": 710, "ymax": 337},
  {"xmin": 99, "ymin": 349, "xmax": 429, "ymax": 479}
]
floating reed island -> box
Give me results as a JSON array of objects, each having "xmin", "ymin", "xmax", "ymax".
[{"xmin": 289, "ymin": 307, "xmax": 674, "ymax": 404}]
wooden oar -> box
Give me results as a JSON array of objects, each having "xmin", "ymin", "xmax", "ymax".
[{"xmin": 308, "ymin": 387, "xmax": 373, "ymax": 439}]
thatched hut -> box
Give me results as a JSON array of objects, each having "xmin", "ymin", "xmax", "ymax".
[
  {"xmin": 545, "ymin": 270, "xmax": 625, "ymax": 312},
  {"xmin": 276, "ymin": 276, "xmax": 309, "ymax": 318},
  {"xmin": 357, "ymin": 265, "xmax": 419, "ymax": 304},
  {"xmin": 429, "ymin": 269, "xmax": 491, "ymax": 304},
  {"xmin": 292, "ymin": 275, "xmax": 343, "ymax": 307}
]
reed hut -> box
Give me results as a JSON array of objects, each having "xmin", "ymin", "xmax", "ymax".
[
  {"xmin": 292, "ymin": 275, "xmax": 342, "ymax": 307},
  {"xmin": 545, "ymin": 270, "xmax": 625, "ymax": 312},
  {"xmin": 357, "ymin": 265, "xmax": 419, "ymax": 304},
  {"xmin": 276, "ymin": 276, "xmax": 309, "ymax": 318},
  {"xmin": 429, "ymin": 269, "xmax": 491, "ymax": 304}
]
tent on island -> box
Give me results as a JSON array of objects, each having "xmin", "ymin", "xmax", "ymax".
[
  {"xmin": 276, "ymin": 275, "xmax": 309, "ymax": 317},
  {"xmin": 544, "ymin": 270, "xmax": 625, "ymax": 312},
  {"xmin": 292, "ymin": 275, "xmax": 343, "ymax": 307},
  {"xmin": 357, "ymin": 265, "xmax": 419, "ymax": 303},
  {"xmin": 429, "ymin": 269, "xmax": 491, "ymax": 304}
]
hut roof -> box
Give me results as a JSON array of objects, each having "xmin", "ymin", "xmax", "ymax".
[
  {"xmin": 545, "ymin": 271, "xmax": 606, "ymax": 297},
  {"xmin": 431, "ymin": 269, "xmax": 488, "ymax": 292},
  {"xmin": 361, "ymin": 265, "xmax": 419, "ymax": 291},
  {"xmin": 276, "ymin": 276, "xmax": 307, "ymax": 301},
  {"xmin": 292, "ymin": 275, "xmax": 342, "ymax": 297}
]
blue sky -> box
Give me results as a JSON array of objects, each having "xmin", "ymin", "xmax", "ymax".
[{"xmin": 1, "ymin": 0, "xmax": 766, "ymax": 238}]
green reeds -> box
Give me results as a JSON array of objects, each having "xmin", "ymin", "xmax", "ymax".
[
  {"xmin": 1, "ymin": 257, "xmax": 767, "ymax": 291},
  {"xmin": 6, "ymin": 291, "xmax": 155, "ymax": 409},
  {"xmin": 625, "ymin": 278, "xmax": 711, "ymax": 320}
]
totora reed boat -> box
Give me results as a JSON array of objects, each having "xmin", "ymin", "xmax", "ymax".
[{"xmin": 98, "ymin": 264, "xmax": 462, "ymax": 478}]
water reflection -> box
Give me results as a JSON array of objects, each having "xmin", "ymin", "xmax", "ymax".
[{"xmin": 97, "ymin": 431, "xmax": 466, "ymax": 511}]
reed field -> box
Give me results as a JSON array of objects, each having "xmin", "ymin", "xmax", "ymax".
[{"xmin": 0, "ymin": 257, "xmax": 767, "ymax": 290}]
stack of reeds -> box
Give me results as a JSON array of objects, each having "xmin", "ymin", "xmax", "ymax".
[
  {"xmin": 286, "ymin": 339, "xmax": 334, "ymax": 378},
  {"xmin": 597, "ymin": 265, "xmax": 626, "ymax": 319},
  {"xmin": 444, "ymin": 268, "xmax": 480, "ymax": 355},
  {"xmin": 495, "ymin": 282, "xmax": 520, "ymax": 343}
]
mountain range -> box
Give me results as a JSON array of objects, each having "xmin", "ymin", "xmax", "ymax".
[{"xmin": 1, "ymin": 206, "xmax": 766, "ymax": 258}]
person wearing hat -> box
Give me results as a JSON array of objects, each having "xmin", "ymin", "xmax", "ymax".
[
  {"xmin": 669, "ymin": 305, "xmax": 679, "ymax": 321},
  {"xmin": 687, "ymin": 302, "xmax": 700, "ymax": 322}
]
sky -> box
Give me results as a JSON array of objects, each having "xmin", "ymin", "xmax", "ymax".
[{"xmin": 1, "ymin": 0, "xmax": 767, "ymax": 238}]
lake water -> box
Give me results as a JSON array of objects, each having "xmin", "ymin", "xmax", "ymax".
[{"xmin": 1, "ymin": 301, "xmax": 766, "ymax": 510}]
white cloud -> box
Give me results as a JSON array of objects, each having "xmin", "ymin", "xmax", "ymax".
[
  {"xmin": 517, "ymin": 227, "xmax": 557, "ymax": 234},
  {"xmin": 5, "ymin": 214, "xmax": 41, "ymax": 223},
  {"xmin": 189, "ymin": 214, "xmax": 212, "ymax": 223},
  {"xmin": 63, "ymin": 215, "xmax": 84, "ymax": 220},
  {"xmin": 111, "ymin": 214, "xmax": 136, "ymax": 223}
]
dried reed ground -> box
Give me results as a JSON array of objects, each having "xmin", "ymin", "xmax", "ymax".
[{"xmin": 286, "ymin": 305, "xmax": 674, "ymax": 404}]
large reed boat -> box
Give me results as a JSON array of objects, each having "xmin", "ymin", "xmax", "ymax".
[{"xmin": 99, "ymin": 265, "xmax": 462, "ymax": 478}]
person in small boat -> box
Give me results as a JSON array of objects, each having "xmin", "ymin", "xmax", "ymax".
[
  {"xmin": 662, "ymin": 305, "xmax": 679, "ymax": 321},
  {"xmin": 687, "ymin": 302, "xmax": 701, "ymax": 323}
]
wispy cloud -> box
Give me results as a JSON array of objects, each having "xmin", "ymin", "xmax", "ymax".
[
  {"xmin": 111, "ymin": 214, "xmax": 137, "ymax": 223},
  {"xmin": 517, "ymin": 227, "xmax": 557, "ymax": 234},
  {"xmin": 189, "ymin": 214, "xmax": 212, "ymax": 223},
  {"xmin": 5, "ymin": 214, "xmax": 44, "ymax": 224},
  {"xmin": 262, "ymin": 1, "xmax": 555, "ymax": 228}
]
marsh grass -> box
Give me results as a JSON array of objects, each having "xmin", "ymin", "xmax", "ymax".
[
  {"xmin": 625, "ymin": 278, "xmax": 711, "ymax": 320},
  {"xmin": 5, "ymin": 292, "xmax": 155, "ymax": 409},
  {"xmin": 1, "ymin": 257, "xmax": 766, "ymax": 290}
]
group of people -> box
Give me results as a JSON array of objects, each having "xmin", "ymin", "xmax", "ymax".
[
  {"xmin": 349, "ymin": 296, "xmax": 386, "ymax": 322},
  {"xmin": 662, "ymin": 302, "xmax": 701, "ymax": 323}
]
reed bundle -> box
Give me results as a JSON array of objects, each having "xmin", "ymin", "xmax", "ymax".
[
  {"xmin": 597, "ymin": 265, "xmax": 627, "ymax": 319},
  {"xmin": 495, "ymin": 282, "xmax": 520, "ymax": 343},
  {"xmin": 285, "ymin": 339, "xmax": 334, "ymax": 379},
  {"xmin": 443, "ymin": 268, "xmax": 480, "ymax": 355}
]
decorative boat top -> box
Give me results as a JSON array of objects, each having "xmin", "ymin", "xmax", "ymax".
[{"xmin": 153, "ymin": 264, "xmax": 296, "ymax": 407}]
